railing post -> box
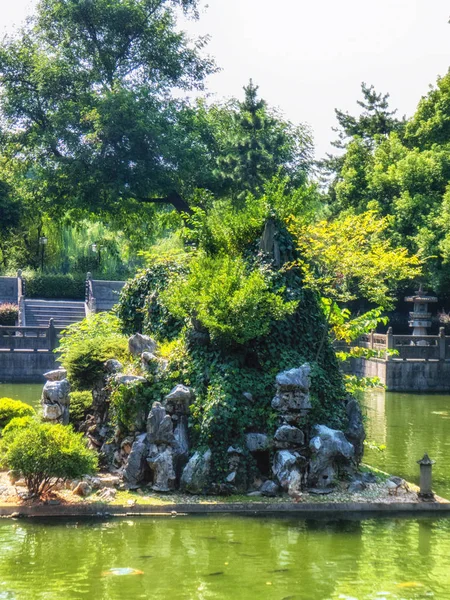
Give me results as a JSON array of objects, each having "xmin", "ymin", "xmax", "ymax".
[
  {"xmin": 370, "ymin": 330, "xmax": 374, "ymax": 350},
  {"xmin": 48, "ymin": 318, "xmax": 57, "ymax": 351},
  {"xmin": 386, "ymin": 327, "xmax": 393, "ymax": 361},
  {"xmin": 17, "ymin": 269, "xmax": 25, "ymax": 327},
  {"xmin": 439, "ymin": 327, "xmax": 446, "ymax": 361}
]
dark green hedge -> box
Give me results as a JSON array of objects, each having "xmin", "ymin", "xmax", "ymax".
[{"xmin": 25, "ymin": 274, "xmax": 85, "ymax": 300}]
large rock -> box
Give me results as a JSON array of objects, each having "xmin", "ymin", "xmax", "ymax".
[
  {"xmin": 173, "ymin": 416, "xmax": 189, "ymax": 467},
  {"xmin": 163, "ymin": 385, "xmax": 192, "ymax": 415},
  {"xmin": 345, "ymin": 399, "xmax": 366, "ymax": 464},
  {"xmin": 41, "ymin": 378, "xmax": 71, "ymax": 425},
  {"xmin": 260, "ymin": 480, "xmax": 279, "ymax": 497},
  {"xmin": 180, "ymin": 449, "xmax": 212, "ymax": 494},
  {"xmin": 271, "ymin": 364, "xmax": 312, "ymax": 418},
  {"xmin": 147, "ymin": 402, "xmax": 174, "ymax": 445},
  {"xmin": 43, "ymin": 368, "xmax": 67, "ymax": 382},
  {"xmin": 128, "ymin": 333, "xmax": 157, "ymax": 356},
  {"xmin": 272, "ymin": 450, "xmax": 305, "ymax": 491},
  {"xmin": 104, "ymin": 359, "xmax": 123, "ymax": 374},
  {"xmin": 123, "ymin": 439, "xmax": 149, "ymax": 489},
  {"xmin": 245, "ymin": 433, "xmax": 271, "ymax": 452},
  {"xmin": 275, "ymin": 364, "xmax": 311, "ymax": 390},
  {"xmin": 274, "ymin": 425, "xmax": 305, "ymax": 449},
  {"xmin": 308, "ymin": 425, "xmax": 355, "ymax": 488},
  {"xmin": 147, "ymin": 445, "xmax": 176, "ymax": 492}
]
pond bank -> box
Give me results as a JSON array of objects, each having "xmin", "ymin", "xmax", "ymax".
[{"xmin": 1, "ymin": 498, "xmax": 450, "ymax": 519}]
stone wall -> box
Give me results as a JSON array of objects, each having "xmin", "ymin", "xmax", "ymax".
[
  {"xmin": 0, "ymin": 277, "xmax": 18, "ymax": 305},
  {"xmin": 0, "ymin": 351, "xmax": 58, "ymax": 382},
  {"xmin": 348, "ymin": 357, "xmax": 450, "ymax": 392}
]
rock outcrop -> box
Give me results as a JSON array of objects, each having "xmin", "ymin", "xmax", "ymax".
[{"xmin": 41, "ymin": 373, "xmax": 71, "ymax": 425}]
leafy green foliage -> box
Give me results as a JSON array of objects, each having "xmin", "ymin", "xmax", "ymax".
[
  {"xmin": 2, "ymin": 416, "xmax": 36, "ymax": 437},
  {"xmin": 290, "ymin": 210, "xmax": 422, "ymax": 309},
  {"xmin": 0, "ymin": 398, "xmax": 35, "ymax": 429},
  {"xmin": 0, "ymin": 303, "xmax": 18, "ymax": 325},
  {"xmin": 69, "ymin": 391, "xmax": 93, "ymax": 426},
  {"xmin": 116, "ymin": 255, "xmax": 189, "ymax": 339},
  {"xmin": 162, "ymin": 253, "xmax": 297, "ymax": 345},
  {"xmin": 58, "ymin": 313, "xmax": 130, "ymax": 389},
  {"xmin": 3, "ymin": 423, "xmax": 98, "ymax": 497},
  {"xmin": 203, "ymin": 80, "xmax": 313, "ymax": 202}
]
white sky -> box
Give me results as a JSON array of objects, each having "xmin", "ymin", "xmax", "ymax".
[{"xmin": 1, "ymin": 0, "xmax": 450, "ymax": 157}]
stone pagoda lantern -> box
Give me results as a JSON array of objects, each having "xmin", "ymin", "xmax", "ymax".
[{"xmin": 405, "ymin": 285, "xmax": 437, "ymax": 342}]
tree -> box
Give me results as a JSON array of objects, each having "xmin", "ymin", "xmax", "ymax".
[
  {"xmin": 0, "ymin": 0, "xmax": 215, "ymax": 219},
  {"xmin": 332, "ymin": 82, "xmax": 404, "ymax": 150},
  {"xmin": 202, "ymin": 81, "xmax": 313, "ymax": 202},
  {"xmin": 288, "ymin": 210, "xmax": 423, "ymax": 359}
]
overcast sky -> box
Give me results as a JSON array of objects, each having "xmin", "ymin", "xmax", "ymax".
[{"xmin": 2, "ymin": 0, "xmax": 450, "ymax": 157}]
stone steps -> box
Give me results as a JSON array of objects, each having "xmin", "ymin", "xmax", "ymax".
[{"xmin": 24, "ymin": 299, "xmax": 86, "ymax": 328}]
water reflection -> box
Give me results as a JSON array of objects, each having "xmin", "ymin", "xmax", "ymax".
[
  {"xmin": 0, "ymin": 517, "xmax": 448, "ymax": 598},
  {"xmin": 364, "ymin": 390, "xmax": 450, "ymax": 498},
  {"xmin": 0, "ymin": 383, "xmax": 42, "ymax": 410}
]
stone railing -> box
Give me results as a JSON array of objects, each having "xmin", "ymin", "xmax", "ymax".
[
  {"xmin": 0, "ymin": 320, "xmax": 62, "ymax": 352},
  {"xmin": 354, "ymin": 327, "xmax": 449, "ymax": 361},
  {"xmin": 85, "ymin": 273, "xmax": 125, "ymax": 314}
]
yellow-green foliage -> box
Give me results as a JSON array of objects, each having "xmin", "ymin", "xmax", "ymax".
[
  {"xmin": 289, "ymin": 210, "xmax": 423, "ymax": 309},
  {"xmin": 4, "ymin": 423, "xmax": 98, "ymax": 497},
  {"xmin": 2, "ymin": 416, "xmax": 36, "ymax": 437},
  {"xmin": 0, "ymin": 398, "xmax": 35, "ymax": 429}
]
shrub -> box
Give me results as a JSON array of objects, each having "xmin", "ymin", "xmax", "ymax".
[
  {"xmin": 24, "ymin": 273, "xmax": 85, "ymax": 300},
  {"xmin": 2, "ymin": 416, "xmax": 36, "ymax": 437},
  {"xmin": 0, "ymin": 303, "xmax": 18, "ymax": 326},
  {"xmin": 116, "ymin": 255, "xmax": 189, "ymax": 339},
  {"xmin": 4, "ymin": 423, "xmax": 98, "ymax": 497},
  {"xmin": 58, "ymin": 313, "xmax": 130, "ymax": 389},
  {"xmin": 0, "ymin": 398, "xmax": 35, "ymax": 429},
  {"xmin": 69, "ymin": 391, "xmax": 93, "ymax": 425},
  {"xmin": 161, "ymin": 253, "xmax": 298, "ymax": 345}
]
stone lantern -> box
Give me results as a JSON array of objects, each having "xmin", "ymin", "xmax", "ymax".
[
  {"xmin": 417, "ymin": 453, "xmax": 435, "ymax": 500},
  {"xmin": 405, "ymin": 285, "xmax": 437, "ymax": 342}
]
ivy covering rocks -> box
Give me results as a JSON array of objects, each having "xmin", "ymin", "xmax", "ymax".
[{"xmin": 50, "ymin": 202, "xmax": 367, "ymax": 498}]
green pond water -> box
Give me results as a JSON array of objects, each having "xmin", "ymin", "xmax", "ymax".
[
  {"xmin": 364, "ymin": 390, "xmax": 450, "ymax": 499},
  {"xmin": 0, "ymin": 515, "xmax": 448, "ymax": 599},
  {"xmin": 0, "ymin": 383, "xmax": 42, "ymax": 410},
  {"xmin": 0, "ymin": 385, "xmax": 449, "ymax": 598}
]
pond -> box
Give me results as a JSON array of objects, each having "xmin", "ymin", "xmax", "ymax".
[
  {"xmin": 0, "ymin": 383, "xmax": 42, "ymax": 411},
  {"xmin": 364, "ymin": 390, "xmax": 450, "ymax": 500},
  {"xmin": 0, "ymin": 515, "xmax": 448, "ymax": 599}
]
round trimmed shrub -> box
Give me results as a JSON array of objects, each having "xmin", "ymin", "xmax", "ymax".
[
  {"xmin": 0, "ymin": 398, "xmax": 35, "ymax": 429},
  {"xmin": 4, "ymin": 423, "xmax": 98, "ymax": 497},
  {"xmin": 2, "ymin": 416, "xmax": 36, "ymax": 437}
]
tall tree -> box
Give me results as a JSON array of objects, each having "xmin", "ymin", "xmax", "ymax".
[
  {"xmin": 206, "ymin": 80, "xmax": 313, "ymax": 202},
  {"xmin": 0, "ymin": 0, "xmax": 215, "ymax": 218},
  {"xmin": 332, "ymin": 82, "xmax": 404, "ymax": 150}
]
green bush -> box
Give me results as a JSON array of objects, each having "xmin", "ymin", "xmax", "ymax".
[
  {"xmin": 161, "ymin": 253, "xmax": 297, "ymax": 345},
  {"xmin": 0, "ymin": 398, "xmax": 35, "ymax": 429},
  {"xmin": 24, "ymin": 273, "xmax": 85, "ymax": 299},
  {"xmin": 2, "ymin": 416, "xmax": 36, "ymax": 436},
  {"xmin": 58, "ymin": 313, "xmax": 130, "ymax": 390},
  {"xmin": 116, "ymin": 255, "xmax": 189, "ymax": 339},
  {"xmin": 69, "ymin": 391, "xmax": 93, "ymax": 425},
  {"xmin": 0, "ymin": 303, "xmax": 18, "ymax": 326},
  {"xmin": 4, "ymin": 423, "xmax": 98, "ymax": 497}
]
